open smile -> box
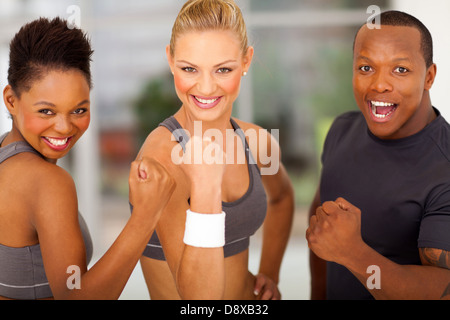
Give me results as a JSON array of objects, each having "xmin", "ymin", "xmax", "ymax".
[
  {"xmin": 191, "ymin": 95, "xmax": 222, "ymax": 109},
  {"xmin": 42, "ymin": 136, "xmax": 72, "ymax": 151},
  {"xmin": 368, "ymin": 100, "xmax": 398, "ymax": 122}
]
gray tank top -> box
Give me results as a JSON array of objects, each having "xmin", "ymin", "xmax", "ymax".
[
  {"xmin": 141, "ymin": 117, "xmax": 268, "ymax": 260},
  {"xmin": 0, "ymin": 133, "xmax": 93, "ymax": 299}
]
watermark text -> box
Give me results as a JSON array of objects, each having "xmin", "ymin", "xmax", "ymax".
[
  {"xmin": 170, "ymin": 121, "xmax": 280, "ymax": 176},
  {"xmin": 366, "ymin": 265, "xmax": 381, "ymax": 290},
  {"xmin": 366, "ymin": 5, "xmax": 381, "ymax": 29},
  {"xmin": 67, "ymin": 5, "xmax": 81, "ymax": 29}
]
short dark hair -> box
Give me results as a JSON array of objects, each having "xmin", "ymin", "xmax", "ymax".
[
  {"xmin": 354, "ymin": 10, "xmax": 433, "ymax": 68},
  {"xmin": 7, "ymin": 17, "xmax": 94, "ymax": 97}
]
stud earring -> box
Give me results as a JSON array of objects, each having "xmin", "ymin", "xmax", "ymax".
[{"xmin": 243, "ymin": 71, "xmax": 247, "ymax": 76}]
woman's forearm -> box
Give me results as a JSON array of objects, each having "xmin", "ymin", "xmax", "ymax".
[
  {"xmin": 56, "ymin": 207, "xmax": 158, "ymax": 299},
  {"xmin": 258, "ymin": 185, "xmax": 294, "ymax": 283},
  {"xmin": 175, "ymin": 183, "xmax": 226, "ymax": 299}
]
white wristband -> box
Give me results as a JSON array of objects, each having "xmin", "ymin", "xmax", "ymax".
[{"xmin": 183, "ymin": 209, "xmax": 226, "ymax": 248}]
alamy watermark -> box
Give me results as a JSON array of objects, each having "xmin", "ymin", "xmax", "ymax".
[
  {"xmin": 366, "ymin": 265, "xmax": 381, "ymax": 290},
  {"xmin": 366, "ymin": 5, "xmax": 381, "ymax": 29},
  {"xmin": 66, "ymin": 5, "xmax": 81, "ymax": 29},
  {"xmin": 66, "ymin": 265, "xmax": 81, "ymax": 290},
  {"xmin": 169, "ymin": 121, "xmax": 280, "ymax": 176}
]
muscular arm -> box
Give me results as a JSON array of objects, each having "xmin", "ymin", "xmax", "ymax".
[
  {"xmin": 147, "ymin": 130, "xmax": 226, "ymax": 300},
  {"xmin": 441, "ymin": 283, "xmax": 450, "ymax": 300},
  {"xmin": 343, "ymin": 245, "xmax": 450, "ymax": 300},
  {"xmin": 420, "ymin": 248, "xmax": 450, "ymax": 300},
  {"xmin": 35, "ymin": 159, "xmax": 174, "ymax": 299},
  {"xmin": 307, "ymin": 197, "xmax": 450, "ymax": 300},
  {"xmin": 175, "ymin": 180, "xmax": 225, "ymax": 300}
]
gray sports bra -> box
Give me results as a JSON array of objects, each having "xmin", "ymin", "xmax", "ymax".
[
  {"xmin": 0, "ymin": 133, "xmax": 93, "ymax": 299},
  {"xmin": 141, "ymin": 117, "xmax": 267, "ymax": 260}
]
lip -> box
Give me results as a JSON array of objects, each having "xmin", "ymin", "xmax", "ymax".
[
  {"xmin": 42, "ymin": 136, "xmax": 73, "ymax": 151},
  {"xmin": 191, "ymin": 95, "xmax": 223, "ymax": 110},
  {"xmin": 367, "ymin": 100, "xmax": 398, "ymax": 123}
]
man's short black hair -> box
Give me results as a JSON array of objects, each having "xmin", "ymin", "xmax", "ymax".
[{"xmin": 354, "ymin": 10, "xmax": 433, "ymax": 68}]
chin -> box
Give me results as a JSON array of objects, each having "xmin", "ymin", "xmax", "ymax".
[{"xmin": 190, "ymin": 107, "xmax": 231, "ymax": 123}]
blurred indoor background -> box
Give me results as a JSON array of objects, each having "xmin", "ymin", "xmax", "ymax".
[{"xmin": 1, "ymin": 0, "xmax": 449, "ymax": 299}]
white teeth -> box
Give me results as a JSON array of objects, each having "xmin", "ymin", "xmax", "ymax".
[
  {"xmin": 45, "ymin": 137, "xmax": 68, "ymax": 146},
  {"xmin": 195, "ymin": 96, "xmax": 219, "ymax": 104},
  {"xmin": 371, "ymin": 101, "xmax": 395, "ymax": 107},
  {"xmin": 373, "ymin": 112, "xmax": 389, "ymax": 119},
  {"xmin": 370, "ymin": 101, "xmax": 396, "ymax": 119}
]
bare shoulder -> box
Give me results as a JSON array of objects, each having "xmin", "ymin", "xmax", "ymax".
[
  {"xmin": 4, "ymin": 152, "xmax": 75, "ymax": 194},
  {"xmin": 138, "ymin": 126, "xmax": 179, "ymax": 165},
  {"xmin": 28, "ymin": 156, "xmax": 77, "ymax": 211},
  {"xmin": 138, "ymin": 125, "xmax": 189, "ymax": 196},
  {"xmin": 1, "ymin": 152, "xmax": 78, "ymax": 229}
]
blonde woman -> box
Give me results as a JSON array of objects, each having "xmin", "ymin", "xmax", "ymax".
[{"xmin": 136, "ymin": 0, "xmax": 294, "ymax": 300}]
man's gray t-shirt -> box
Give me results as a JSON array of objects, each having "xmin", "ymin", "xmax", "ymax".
[{"xmin": 320, "ymin": 108, "xmax": 450, "ymax": 300}]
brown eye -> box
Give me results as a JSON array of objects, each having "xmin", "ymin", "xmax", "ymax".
[
  {"xmin": 39, "ymin": 109, "xmax": 54, "ymax": 115},
  {"xmin": 395, "ymin": 67, "xmax": 409, "ymax": 74},
  {"xmin": 73, "ymin": 108, "xmax": 88, "ymax": 115}
]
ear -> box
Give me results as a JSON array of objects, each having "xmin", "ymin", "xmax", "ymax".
[
  {"xmin": 242, "ymin": 46, "xmax": 254, "ymax": 74},
  {"xmin": 424, "ymin": 63, "xmax": 437, "ymax": 91},
  {"xmin": 166, "ymin": 44, "xmax": 175, "ymax": 75},
  {"xmin": 3, "ymin": 85, "xmax": 18, "ymax": 116}
]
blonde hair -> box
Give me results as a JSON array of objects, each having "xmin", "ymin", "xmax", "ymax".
[{"xmin": 169, "ymin": 0, "xmax": 249, "ymax": 56}]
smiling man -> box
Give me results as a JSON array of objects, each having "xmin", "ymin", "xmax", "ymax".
[{"xmin": 306, "ymin": 11, "xmax": 450, "ymax": 299}]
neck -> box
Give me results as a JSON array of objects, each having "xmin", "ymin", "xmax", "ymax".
[
  {"xmin": 3, "ymin": 125, "xmax": 26, "ymax": 146},
  {"xmin": 421, "ymin": 91, "xmax": 436, "ymax": 125},
  {"xmin": 176, "ymin": 106, "xmax": 234, "ymax": 133}
]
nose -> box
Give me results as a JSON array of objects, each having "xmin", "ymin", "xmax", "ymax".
[
  {"xmin": 54, "ymin": 114, "xmax": 73, "ymax": 135},
  {"xmin": 371, "ymin": 71, "xmax": 393, "ymax": 93},
  {"xmin": 196, "ymin": 72, "xmax": 217, "ymax": 95}
]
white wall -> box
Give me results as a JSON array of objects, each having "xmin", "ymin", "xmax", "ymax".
[{"xmin": 390, "ymin": 0, "xmax": 450, "ymax": 121}]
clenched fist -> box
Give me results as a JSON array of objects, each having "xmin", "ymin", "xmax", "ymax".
[
  {"xmin": 129, "ymin": 157, "xmax": 176, "ymax": 219},
  {"xmin": 306, "ymin": 197, "xmax": 364, "ymax": 266}
]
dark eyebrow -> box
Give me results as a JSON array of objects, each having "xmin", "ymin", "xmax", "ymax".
[
  {"xmin": 392, "ymin": 57, "xmax": 412, "ymax": 63},
  {"xmin": 355, "ymin": 55, "xmax": 371, "ymax": 62},
  {"xmin": 75, "ymin": 100, "xmax": 90, "ymax": 107},
  {"xmin": 33, "ymin": 100, "xmax": 90, "ymax": 108},
  {"xmin": 355, "ymin": 55, "xmax": 412, "ymax": 64},
  {"xmin": 33, "ymin": 101, "xmax": 56, "ymax": 107}
]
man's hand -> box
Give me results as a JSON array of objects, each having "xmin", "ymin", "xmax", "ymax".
[{"xmin": 306, "ymin": 197, "xmax": 364, "ymax": 265}]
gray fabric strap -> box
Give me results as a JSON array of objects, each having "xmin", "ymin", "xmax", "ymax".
[
  {"xmin": 159, "ymin": 117, "xmax": 256, "ymax": 166},
  {"xmin": 159, "ymin": 117, "xmax": 190, "ymax": 153},
  {"xmin": 0, "ymin": 133, "xmax": 40, "ymax": 164}
]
